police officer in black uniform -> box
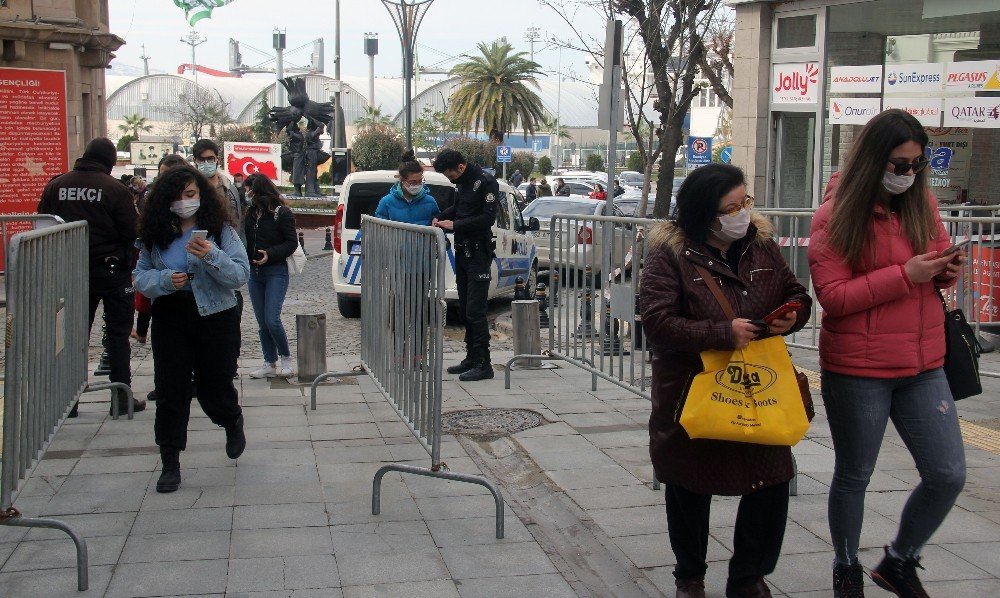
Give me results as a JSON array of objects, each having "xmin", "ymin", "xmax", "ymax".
[
  {"xmin": 38, "ymin": 137, "xmax": 146, "ymax": 415},
  {"xmin": 432, "ymin": 149, "xmax": 499, "ymax": 381}
]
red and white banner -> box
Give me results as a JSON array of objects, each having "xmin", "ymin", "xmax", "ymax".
[
  {"xmin": 771, "ymin": 62, "xmax": 821, "ymax": 105},
  {"xmin": 224, "ymin": 142, "xmax": 281, "ymax": 184}
]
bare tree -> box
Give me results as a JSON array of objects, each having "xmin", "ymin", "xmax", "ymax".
[
  {"xmin": 697, "ymin": 11, "xmax": 735, "ymax": 110},
  {"xmin": 168, "ymin": 86, "xmax": 234, "ymax": 142}
]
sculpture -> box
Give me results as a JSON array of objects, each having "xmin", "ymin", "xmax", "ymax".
[{"xmin": 270, "ymin": 77, "xmax": 333, "ymax": 197}]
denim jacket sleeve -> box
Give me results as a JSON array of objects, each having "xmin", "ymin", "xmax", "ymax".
[
  {"xmin": 200, "ymin": 225, "xmax": 250, "ymax": 289},
  {"xmin": 132, "ymin": 241, "xmax": 177, "ymax": 298}
]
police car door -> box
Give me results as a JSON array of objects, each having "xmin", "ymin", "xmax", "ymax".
[{"xmin": 490, "ymin": 186, "xmax": 534, "ymax": 298}]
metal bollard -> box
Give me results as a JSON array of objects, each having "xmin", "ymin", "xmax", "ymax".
[
  {"xmin": 551, "ymin": 270, "xmax": 560, "ymax": 307},
  {"xmin": 94, "ymin": 321, "xmax": 110, "ymax": 376},
  {"xmin": 298, "ymin": 231, "xmax": 308, "ymax": 255},
  {"xmin": 536, "ymin": 283, "xmax": 550, "ymax": 329},
  {"xmin": 323, "ymin": 227, "xmax": 334, "ymax": 251},
  {"xmin": 574, "ymin": 287, "xmax": 596, "ymax": 337},
  {"xmin": 296, "ymin": 314, "xmax": 327, "ymax": 383},
  {"xmin": 600, "ymin": 301, "xmax": 625, "ymax": 355},
  {"xmin": 511, "ymin": 300, "xmax": 542, "ymax": 368},
  {"xmin": 583, "ymin": 264, "xmax": 593, "ymax": 289},
  {"xmin": 633, "ymin": 293, "xmax": 644, "ymax": 351},
  {"xmin": 514, "ymin": 276, "xmax": 526, "ymax": 300}
]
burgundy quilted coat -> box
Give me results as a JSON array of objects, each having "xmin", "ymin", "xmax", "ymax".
[{"xmin": 639, "ymin": 214, "xmax": 811, "ymax": 496}]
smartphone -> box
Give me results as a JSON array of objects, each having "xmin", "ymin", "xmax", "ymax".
[
  {"xmin": 941, "ymin": 244, "xmax": 961, "ymax": 257},
  {"xmin": 764, "ymin": 301, "xmax": 804, "ymax": 324},
  {"xmin": 190, "ymin": 229, "xmax": 208, "ymax": 242}
]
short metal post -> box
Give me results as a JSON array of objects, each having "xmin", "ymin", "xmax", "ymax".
[
  {"xmin": 298, "ymin": 231, "xmax": 308, "ymax": 255},
  {"xmin": 296, "ymin": 314, "xmax": 327, "ymax": 383},
  {"xmin": 323, "ymin": 226, "xmax": 334, "ymax": 250},
  {"xmin": 551, "ymin": 270, "xmax": 560, "ymax": 306},
  {"xmin": 514, "ymin": 276, "xmax": 525, "ymax": 300},
  {"xmin": 511, "ymin": 300, "xmax": 542, "ymax": 368},
  {"xmin": 574, "ymin": 287, "xmax": 596, "ymax": 337},
  {"xmin": 536, "ymin": 283, "xmax": 550, "ymax": 329},
  {"xmin": 94, "ymin": 322, "xmax": 111, "ymax": 376}
]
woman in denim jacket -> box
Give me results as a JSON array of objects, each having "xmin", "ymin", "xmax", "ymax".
[{"xmin": 134, "ymin": 166, "xmax": 250, "ymax": 493}]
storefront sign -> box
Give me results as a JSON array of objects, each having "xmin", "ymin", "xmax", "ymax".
[
  {"xmin": 883, "ymin": 63, "xmax": 945, "ymax": 94},
  {"xmin": 771, "ymin": 62, "xmax": 820, "ymax": 105},
  {"xmin": 924, "ymin": 128, "xmax": 970, "ymax": 204},
  {"xmin": 224, "ymin": 142, "xmax": 281, "ymax": 184},
  {"xmin": 945, "ymin": 60, "xmax": 1000, "ymax": 92},
  {"xmin": 943, "ymin": 98, "xmax": 1000, "ymax": 128},
  {"xmin": 881, "ymin": 98, "xmax": 943, "ymax": 127},
  {"xmin": 0, "ymin": 67, "xmax": 68, "ymax": 268},
  {"xmin": 829, "ymin": 65, "xmax": 883, "ymax": 94},
  {"xmin": 829, "ymin": 97, "xmax": 882, "ymax": 125}
]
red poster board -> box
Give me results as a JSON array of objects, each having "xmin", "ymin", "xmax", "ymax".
[{"xmin": 0, "ymin": 67, "xmax": 69, "ymax": 268}]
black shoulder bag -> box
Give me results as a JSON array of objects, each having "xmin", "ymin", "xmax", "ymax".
[{"xmin": 939, "ymin": 290, "xmax": 982, "ymax": 401}]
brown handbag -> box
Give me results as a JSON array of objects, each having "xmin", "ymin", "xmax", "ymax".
[{"xmin": 693, "ymin": 264, "xmax": 815, "ymax": 422}]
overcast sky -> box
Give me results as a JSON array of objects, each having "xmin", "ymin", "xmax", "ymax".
[{"xmin": 109, "ymin": 0, "xmax": 606, "ymax": 82}]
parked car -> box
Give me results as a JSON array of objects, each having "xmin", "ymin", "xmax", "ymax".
[
  {"xmin": 522, "ymin": 196, "xmax": 634, "ymax": 275},
  {"xmin": 331, "ymin": 170, "xmax": 539, "ymax": 318}
]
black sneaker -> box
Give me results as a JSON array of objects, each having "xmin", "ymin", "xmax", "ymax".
[
  {"xmin": 833, "ymin": 563, "xmax": 866, "ymax": 598},
  {"xmin": 225, "ymin": 415, "xmax": 246, "ymax": 459},
  {"xmin": 67, "ymin": 403, "xmax": 79, "ymax": 418},
  {"xmin": 459, "ymin": 361, "xmax": 495, "ymax": 382},
  {"xmin": 157, "ymin": 448, "xmax": 181, "ymax": 493},
  {"xmin": 871, "ymin": 546, "xmax": 929, "ymax": 598},
  {"xmin": 447, "ymin": 358, "xmax": 476, "ymax": 375},
  {"xmin": 147, "ymin": 390, "xmax": 157, "ymax": 402}
]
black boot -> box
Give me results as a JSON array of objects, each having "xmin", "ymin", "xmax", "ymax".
[
  {"xmin": 225, "ymin": 415, "xmax": 246, "ymax": 459},
  {"xmin": 459, "ymin": 360, "xmax": 494, "ymax": 382},
  {"xmin": 833, "ymin": 563, "xmax": 866, "ymax": 598},
  {"xmin": 447, "ymin": 357, "xmax": 477, "ymax": 375},
  {"xmin": 871, "ymin": 546, "xmax": 929, "ymax": 598},
  {"xmin": 156, "ymin": 448, "xmax": 181, "ymax": 493}
]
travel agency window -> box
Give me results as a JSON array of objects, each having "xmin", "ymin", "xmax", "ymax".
[
  {"xmin": 769, "ymin": 6, "xmax": 826, "ymax": 209},
  {"xmin": 824, "ymin": 0, "xmax": 1000, "ymax": 205}
]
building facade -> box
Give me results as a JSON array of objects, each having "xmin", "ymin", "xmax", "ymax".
[
  {"xmin": 1, "ymin": 0, "xmax": 123, "ymax": 161},
  {"xmin": 731, "ymin": 0, "xmax": 1000, "ymax": 207}
]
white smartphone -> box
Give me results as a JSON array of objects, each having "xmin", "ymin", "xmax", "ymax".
[{"xmin": 190, "ymin": 229, "xmax": 208, "ymax": 242}]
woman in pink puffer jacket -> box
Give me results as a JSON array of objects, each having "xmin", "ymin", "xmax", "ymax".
[{"xmin": 808, "ymin": 110, "xmax": 966, "ymax": 598}]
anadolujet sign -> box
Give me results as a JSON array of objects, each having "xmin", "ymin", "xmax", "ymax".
[
  {"xmin": 883, "ymin": 63, "xmax": 945, "ymax": 94},
  {"xmin": 828, "ymin": 97, "xmax": 882, "ymax": 126},
  {"xmin": 829, "ymin": 65, "xmax": 882, "ymax": 94},
  {"xmin": 771, "ymin": 62, "xmax": 820, "ymax": 105}
]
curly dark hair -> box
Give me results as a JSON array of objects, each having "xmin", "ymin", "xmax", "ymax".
[
  {"xmin": 139, "ymin": 166, "xmax": 228, "ymax": 250},
  {"xmin": 244, "ymin": 173, "xmax": 285, "ymax": 213}
]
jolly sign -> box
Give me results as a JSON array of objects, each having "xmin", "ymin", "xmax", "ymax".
[{"xmin": 771, "ymin": 63, "xmax": 820, "ymax": 105}]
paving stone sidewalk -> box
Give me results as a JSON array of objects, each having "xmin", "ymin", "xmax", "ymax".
[{"xmin": 1, "ymin": 345, "xmax": 998, "ymax": 597}]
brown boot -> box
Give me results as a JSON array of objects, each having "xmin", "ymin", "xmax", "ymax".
[{"xmin": 676, "ymin": 578, "xmax": 706, "ymax": 598}]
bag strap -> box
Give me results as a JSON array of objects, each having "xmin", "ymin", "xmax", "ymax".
[{"xmin": 693, "ymin": 264, "xmax": 737, "ymax": 321}]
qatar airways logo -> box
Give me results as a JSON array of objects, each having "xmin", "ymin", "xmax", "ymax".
[{"xmin": 774, "ymin": 63, "xmax": 819, "ymax": 97}]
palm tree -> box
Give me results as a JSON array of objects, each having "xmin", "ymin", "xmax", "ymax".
[
  {"xmin": 354, "ymin": 105, "xmax": 394, "ymax": 129},
  {"xmin": 448, "ymin": 41, "xmax": 545, "ymax": 141},
  {"xmin": 118, "ymin": 113, "xmax": 153, "ymax": 139},
  {"xmin": 541, "ymin": 113, "xmax": 571, "ymax": 141}
]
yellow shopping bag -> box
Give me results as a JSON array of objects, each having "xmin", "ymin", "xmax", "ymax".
[{"xmin": 679, "ymin": 335, "xmax": 810, "ymax": 446}]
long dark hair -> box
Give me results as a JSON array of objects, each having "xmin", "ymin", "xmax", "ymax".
[
  {"xmin": 244, "ymin": 173, "xmax": 285, "ymax": 213},
  {"xmin": 828, "ymin": 109, "xmax": 935, "ymax": 268},
  {"xmin": 675, "ymin": 164, "xmax": 746, "ymax": 245},
  {"xmin": 139, "ymin": 166, "xmax": 228, "ymax": 250}
]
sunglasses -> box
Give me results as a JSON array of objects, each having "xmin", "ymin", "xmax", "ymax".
[
  {"xmin": 889, "ymin": 157, "xmax": 929, "ymax": 176},
  {"xmin": 719, "ymin": 195, "xmax": 754, "ymax": 217}
]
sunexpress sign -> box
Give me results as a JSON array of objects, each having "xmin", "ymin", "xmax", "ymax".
[{"xmin": 883, "ymin": 64, "xmax": 945, "ymax": 94}]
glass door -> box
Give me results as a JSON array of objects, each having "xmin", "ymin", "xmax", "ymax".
[{"xmin": 772, "ymin": 112, "xmax": 816, "ymax": 209}]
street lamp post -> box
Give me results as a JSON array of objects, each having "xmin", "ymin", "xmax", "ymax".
[
  {"xmin": 382, "ymin": 0, "xmax": 435, "ymax": 150},
  {"xmin": 180, "ymin": 30, "xmax": 206, "ymax": 87}
]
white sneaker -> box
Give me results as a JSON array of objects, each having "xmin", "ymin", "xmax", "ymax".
[
  {"xmin": 249, "ymin": 362, "xmax": 276, "ymax": 379},
  {"xmin": 277, "ymin": 356, "xmax": 295, "ymax": 377}
]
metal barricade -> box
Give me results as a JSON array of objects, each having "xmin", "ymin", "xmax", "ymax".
[
  {"xmin": 1, "ymin": 222, "xmax": 90, "ymax": 591},
  {"xmin": 309, "ymin": 216, "xmax": 505, "ymax": 538},
  {"xmin": 0, "ymin": 214, "xmax": 64, "ymax": 276}
]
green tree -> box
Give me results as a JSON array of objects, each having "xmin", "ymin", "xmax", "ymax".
[
  {"xmin": 626, "ymin": 151, "xmax": 644, "ymax": 172},
  {"xmin": 351, "ymin": 125, "xmax": 406, "ymax": 171},
  {"xmin": 585, "ymin": 153, "xmax": 605, "ymax": 173},
  {"xmin": 117, "ymin": 113, "xmax": 152, "ymax": 139},
  {"xmin": 448, "ymin": 41, "xmax": 545, "ymax": 141},
  {"xmin": 509, "ymin": 151, "xmax": 535, "ymax": 179},
  {"xmin": 412, "ymin": 105, "xmax": 458, "ymax": 152},
  {"xmin": 540, "ymin": 113, "xmax": 570, "ymax": 141},
  {"xmin": 537, "ymin": 155, "xmax": 553, "ymax": 175},
  {"xmin": 442, "ymin": 136, "xmax": 499, "ymax": 170},
  {"xmin": 355, "ymin": 105, "xmax": 394, "ymax": 129},
  {"xmin": 117, "ymin": 134, "xmax": 137, "ymax": 152},
  {"xmin": 253, "ymin": 100, "xmax": 275, "ymax": 143}
]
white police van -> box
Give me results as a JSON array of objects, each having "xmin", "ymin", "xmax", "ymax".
[{"xmin": 331, "ymin": 170, "xmax": 539, "ymax": 318}]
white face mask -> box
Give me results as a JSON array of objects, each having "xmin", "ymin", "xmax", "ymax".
[
  {"xmin": 882, "ymin": 171, "xmax": 916, "ymax": 195},
  {"xmin": 713, "ymin": 208, "xmax": 751, "ymax": 243},
  {"xmin": 170, "ymin": 198, "xmax": 201, "ymax": 219},
  {"xmin": 404, "ymin": 183, "xmax": 423, "ymax": 196},
  {"xmin": 196, "ymin": 161, "xmax": 218, "ymax": 178}
]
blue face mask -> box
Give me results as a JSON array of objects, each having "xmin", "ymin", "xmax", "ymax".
[{"xmin": 196, "ymin": 161, "xmax": 218, "ymax": 178}]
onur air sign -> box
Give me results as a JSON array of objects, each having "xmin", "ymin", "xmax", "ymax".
[
  {"xmin": 828, "ymin": 98, "xmax": 882, "ymax": 126},
  {"xmin": 771, "ymin": 63, "xmax": 820, "ymax": 105}
]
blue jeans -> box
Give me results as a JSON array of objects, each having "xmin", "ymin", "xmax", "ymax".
[
  {"xmin": 248, "ymin": 263, "xmax": 290, "ymax": 363},
  {"xmin": 822, "ymin": 368, "xmax": 966, "ymax": 565}
]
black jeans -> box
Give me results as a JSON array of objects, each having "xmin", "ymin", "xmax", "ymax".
[
  {"xmin": 151, "ymin": 292, "xmax": 242, "ymax": 451},
  {"xmin": 455, "ymin": 242, "xmax": 492, "ymax": 362},
  {"xmin": 88, "ymin": 272, "xmax": 134, "ymax": 386},
  {"xmin": 665, "ymin": 481, "xmax": 789, "ymax": 584}
]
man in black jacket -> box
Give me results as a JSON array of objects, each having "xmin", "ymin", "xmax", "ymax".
[
  {"xmin": 38, "ymin": 137, "xmax": 146, "ymax": 415},
  {"xmin": 433, "ymin": 149, "xmax": 498, "ymax": 381}
]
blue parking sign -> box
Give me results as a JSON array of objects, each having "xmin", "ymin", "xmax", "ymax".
[
  {"xmin": 496, "ymin": 145, "xmax": 512, "ymax": 163},
  {"xmin": 687, "ymin": 137, "xmax": 712, "ymax": 166}
]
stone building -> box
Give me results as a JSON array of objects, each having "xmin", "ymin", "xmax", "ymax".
[{"xmin": 1, "ymin": 0, "xmax": 124, "ymax": 160}]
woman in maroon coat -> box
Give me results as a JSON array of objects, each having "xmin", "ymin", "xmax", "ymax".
[{"xmin": 640, "ymin": 164, "xmax": 811, "ymax": 598}]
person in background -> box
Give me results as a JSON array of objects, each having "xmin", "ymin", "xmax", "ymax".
[
  {"xmin": 640, "ymin": 164, "xmax": 810, "ymax": 598},
  {"xmin": 554, "ymin": 177, "xmax": 570, "ymax": 196},
  {"xmin": 232, "ymin": 172, "xmax": 246, "ymax": 205},
  {"xmin": 808, "ymin": 109, "xmax": 965, "ymax": 598},
  {"xmin": 613, "ymin": 179, "xmax": 626, "ymax": 197},
  {"xmin": 38, "ymin": 137, "xmax": 146, "ymax": 416},
  {"xmin": 374, "ymin": 150, "xmax": 440, "ymax": 225},
  {"xmin": 509, "ymin": 168, "xmax": 523, "ymax": 188},
  {"xmin": 589, "ymin": 183, "xmax": 607, "ymax": 200},
  {"xmin": 525, "ymin": 177, "xmax": 538, "ymax": 203},
  {"xmin": 537, "ymin": 178, "xmax": 553, "ymax": 197},
  {"xmin": 133, "ymin": 166, "xmax": 249, "ymax": 493},
  {"xmin": 243, "ymin": 173, "xmax": 299, "ymax": 378}
]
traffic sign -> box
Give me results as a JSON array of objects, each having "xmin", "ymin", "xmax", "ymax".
[
  {"xmin": 496, "ymin": 145, "xmax": 512, "ymax": 163},
  {"xmin": 687, "ymin": 136, "xmax": 712, "ymax": 166},
  {"xmin": 720, "ymin": 146, "xmax": 732, "ymax": 164}
]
